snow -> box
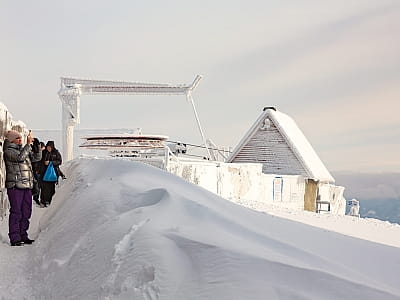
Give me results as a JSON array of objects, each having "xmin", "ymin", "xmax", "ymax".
[
  {"xmin": 269, "ymin": 109, "xmax": 335, "ymax": 183},
  {"xmin": 1, "ymin": 157, "xmax": 400, "ymax": 299}
]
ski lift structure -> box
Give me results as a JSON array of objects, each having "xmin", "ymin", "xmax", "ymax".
[{"xmin": 58, "ymin": 75, "xmax": 221, "ymax": 162}]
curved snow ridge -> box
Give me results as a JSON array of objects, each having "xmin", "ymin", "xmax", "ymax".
[
  {"xmin": 151, "ymin": 193, "xmax": 383, "ymax": 291},
  {"xmin": 12, "ymin": 157, "xmax": 399, "ymax": 299},
  {"xmin": 163, "ymin": 233, "xmax": 400, "ymax": 300},
  {"xmin": 114, "ymin": 187, "xmax": 171, "ymax": 213},
  {"xmin": 162, "ymin": 212, "xmax": 400, "ymax": 297},
  {"xmin": 163, "ymin": 197, "xmax": 338, "ymax": 270}
]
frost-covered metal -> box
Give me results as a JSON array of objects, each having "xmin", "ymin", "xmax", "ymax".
[
  {"xmin": 79, "ymin": 134, "xmax": 172, "ymax": 168},
  {"xmin": 58, "ymin": 75, "xmax": 209, "ymax": 161},
  {"xmin": 347, "ymin": 199, "xmax": 360, "ymax": 217}
]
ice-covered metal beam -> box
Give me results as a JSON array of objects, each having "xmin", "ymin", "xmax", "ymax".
[
  {"xmin": 60, "ymin": 75, "xmax": 202, "ymax": 95},
  {"xmin": 58, "ymin": 75, "xmax": 209, "ymax": 161}
]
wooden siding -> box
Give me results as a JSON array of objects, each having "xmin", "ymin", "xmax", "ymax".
[
  {"xmin": 231, "ymin": 118, "xmax": 308, "ymax": 176},
  {"xmin": 304, "ymin": 179, "xmax": 318, "ymax": 212}
]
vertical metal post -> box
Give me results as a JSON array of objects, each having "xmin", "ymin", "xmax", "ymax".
[
  {"xmin": 59, "ymin": 83, "xmax": 81, "ymax": 162},
  {"xmin": 61, "ymin": 103, "xmax": 75, "ymax": 162},
  {"xmin": 186, "ymin": 92, "xmax": 211, "ymax": 159},
  {"xmin": 164, "ymin": 147, "xmax": 169, "ymax": 170}
]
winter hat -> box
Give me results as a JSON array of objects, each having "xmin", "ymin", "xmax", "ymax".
[
  {"xmin": 5, "ymin": 130, "xmax": 22, "ymax": 141},
  {"xmin": 46, "ymin": 141, "xmax": 55, "ymax": 149}
]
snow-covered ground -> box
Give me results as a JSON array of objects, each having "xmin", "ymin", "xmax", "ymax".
[
  {"xmin": 239, "ymin": 201, "xmax": 400, "ymax": 249},
  {"xmin": 1, "ymin": 157, "xmax": 400, "ymax": 299}
]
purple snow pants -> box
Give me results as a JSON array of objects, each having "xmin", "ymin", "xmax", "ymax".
[{"xmin": 7, "ymin": 188, "xmax": 32, "ymax": 243}]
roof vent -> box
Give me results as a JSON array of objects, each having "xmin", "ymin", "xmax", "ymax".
[{"xmin": 263, "ymin": 106, "xmax": 276, "ymax": 111}]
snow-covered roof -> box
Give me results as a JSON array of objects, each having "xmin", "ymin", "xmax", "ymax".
[{"xmin": 227, "ymin": 108, "xmax": 334, "ymax": 183}]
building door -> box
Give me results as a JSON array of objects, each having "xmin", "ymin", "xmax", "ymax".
[{"xmin": 304, "ymin": 179, "xmax": 318, "ymax": 212}]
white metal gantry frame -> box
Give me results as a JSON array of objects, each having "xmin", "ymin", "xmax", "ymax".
[{"xmin": 58, "ymin": 75, "xmax": 210, "ymax": 161}]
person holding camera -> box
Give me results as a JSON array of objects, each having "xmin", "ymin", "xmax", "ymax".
[{"xmin": 3, "ymin": 130, "xmax": 42, "ymax": 246}]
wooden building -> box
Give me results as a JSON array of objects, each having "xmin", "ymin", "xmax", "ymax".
[{"xmin": 227, "ymin": 107, "xmax": 345, "ymax": 214}]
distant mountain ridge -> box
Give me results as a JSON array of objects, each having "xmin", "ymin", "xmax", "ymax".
[{"xmin": 358, "ymin": 198, "xmax": 400, "ymax": 224}]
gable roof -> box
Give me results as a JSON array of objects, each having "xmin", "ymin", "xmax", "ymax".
[{"xmin": 227, "ymin": 108, "xmax": 334, "ymax": 183}]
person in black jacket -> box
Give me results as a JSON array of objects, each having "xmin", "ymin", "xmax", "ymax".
[
  {"xmin": 40, "ymin": 141, "xmax": 62, "ymax": 207},
  {"xmin": 31, "ymin": 138, "xmax": 42, "ymax": 205}
]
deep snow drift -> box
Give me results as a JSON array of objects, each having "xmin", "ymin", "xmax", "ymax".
[{"xmin": 1, "ymin": 157, "xmax": 400, "ymax": 299}]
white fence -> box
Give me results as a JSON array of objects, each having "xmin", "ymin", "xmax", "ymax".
[
  {"xmin": 166, "ymin": 158, "xmax": 346, "ymax": 215},
  {"xmin": 167, "ymin": 160, "xmax": 307, "ymax": 211}
]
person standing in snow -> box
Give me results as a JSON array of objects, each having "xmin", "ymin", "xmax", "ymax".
[
  {"xmin": 3, "ymin": 130, "xmax": 42, "ymax": 246},
  {"xmin": 31, "ymin": 138, "xmax": 42, "ymax": 206},
  {"xmin": 39, "ymin": 141, "xmax": 62, "ymax": 207}
]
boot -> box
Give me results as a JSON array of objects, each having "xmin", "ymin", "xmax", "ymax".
[
  {"xmin": 11, "ymin": 241, "xmax": 23, "ymax": 246},
  {"xmin": 22, "ymin": 238, "xmax": 35, "ymax": 244}
]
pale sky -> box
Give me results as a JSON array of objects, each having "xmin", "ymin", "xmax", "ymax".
[{"xmin": 1, "ymin": 0, "xmax": 399, "ymax": 172}]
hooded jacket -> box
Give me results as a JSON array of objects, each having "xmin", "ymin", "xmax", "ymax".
[
  {"xmin": 40, "ymin": 143, "xmax": 62, "ymax": 178},
  {"xmin": 3, "ymin": 140, "xmax": 42, "ymax": 189}
]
